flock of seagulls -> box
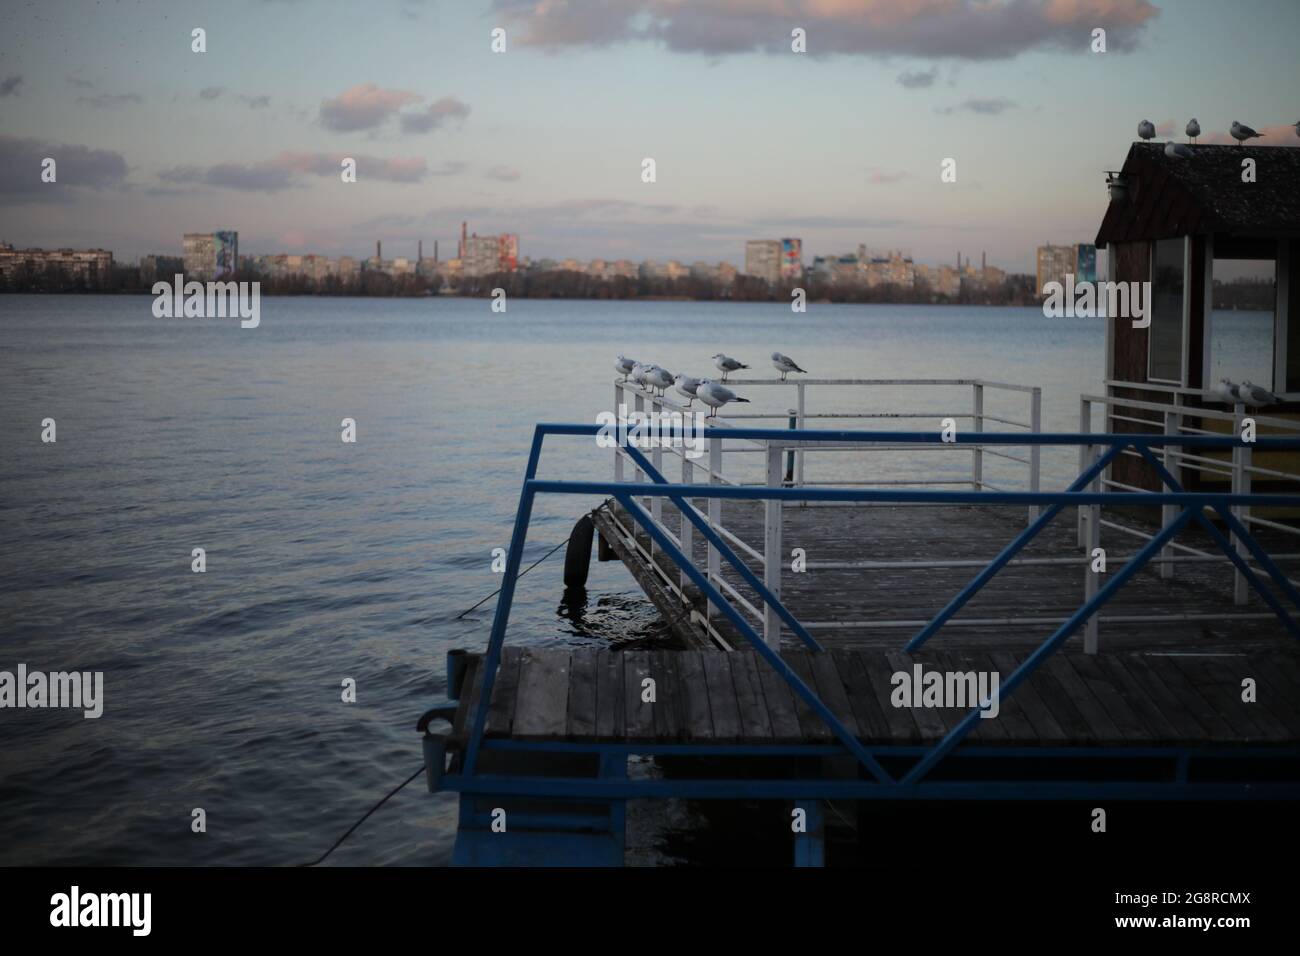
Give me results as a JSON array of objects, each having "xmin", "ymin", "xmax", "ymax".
[
  {"xmin": 1137, "ymin": 118, "xmax": 1300, "ymax": 160},
  {"xmin": 1214, "ymin": 378, "xmax": 1280, "ymax": 408},
  {"xmin": 615, "ymin": 352, "xmax": 808, "ymax": 418}
]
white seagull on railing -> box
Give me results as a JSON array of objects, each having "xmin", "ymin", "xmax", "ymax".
[
  {"xmin": 771, "ymin": 352, "xmax": 807, "ymax": 381},
  {"xmin": 1239, "ymin": 381, "xmax": 1280, "ymax": 407},
  {"xmin": 1213, "ymin": 378, "xmax": 1240, "ymax": 403},
  {"xmin": 645, "ymin": 365, "xmax": 675, "ymax": 395},
  {"xmin": 1185, "ymin": 118, "xmax": 1200, "ymax": 144},
  {"xmin": 630, "ymin": 363, "xmax": 651, "ymax": 387},
  {"xmin": 1138, "ymin": 119, "xmax": 1156, "ymax": 141},
  {"xmin": 1231, "ymin": 120, "xmax": 1263, "ymax": 144},
  {"xmin": 615, "ymin": 355, "xmax": 636, "ymax": 380},
  {"xmin": 697, "ymin": 380, "xmax": 750, "ymax": 419},
  {"xmin": 674, "ymin": 373, "xmax": 703, "ymax": 406},
  {"xmin": 711, "ymin": 353, "xmax": 748, "ymax": 381}
]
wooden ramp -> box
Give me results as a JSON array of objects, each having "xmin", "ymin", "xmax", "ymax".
[
  {"xmin": 451, "ymin": 646, "xmax": 1300, "ymax": 749},
  {"xmin": 598, "ymin": 501, "xmax": 1300, "ymax": 653}
]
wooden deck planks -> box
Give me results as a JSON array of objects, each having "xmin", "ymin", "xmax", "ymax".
[
  {"xmin": 450, "ymin": 645, "xmax": 1300, "ymax": 750},
  {"xmin": 511, "ymin": 648, "xmax": 570, "ymax": 740}
]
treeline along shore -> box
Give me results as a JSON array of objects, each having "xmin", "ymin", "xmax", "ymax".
[{"xmin": 0, "ymin": 260, "xmax": 1277, "ymax": 310}]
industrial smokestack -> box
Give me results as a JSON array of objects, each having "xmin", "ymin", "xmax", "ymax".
[
  {"xmin": 377, "ymin": 240, "xmax": 382, "ymax": 261},
  {"xmin": 418, "ymin": 240, "xmax": 423, "ymax": 263},
  {"xmin": 982, "ymin": 251, "xmax": 986, "ymax": 272},
  {"xmin": 434, "ymin": 240, "xmax": 439, "ymax": 263}
]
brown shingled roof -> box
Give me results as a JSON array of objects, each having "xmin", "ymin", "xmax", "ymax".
[{"xmin": 1095, "ymin": 142, "xmax": 1300, "ymax": 247}]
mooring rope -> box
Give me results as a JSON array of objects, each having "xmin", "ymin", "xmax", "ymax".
[{"xmin": 301, "ymin": 764, "xmax": 426, "ymax": 867}]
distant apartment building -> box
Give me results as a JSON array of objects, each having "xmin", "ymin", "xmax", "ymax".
[
  {"xmin": 914, "ymin": 263, "xmax": 961, "ymax": 297},
  {"xmin": 462, "ymin": 231, "xmax": 519, "ymax": 278},
  {"xmin": 744, "ymin": 239, "xmax": 783, "ymax": 285},
  {"xmin": 1036, "ymin": 243, "xmax": 1095, "ymax": 295},
  {"xmin": 0, "ymin": 244, "xmax": 114, "ymax": 287},
  {"xmin": 859, "ymin": 248, "xmax": 914, "ymax": 288},
  {"xmin": 182, "ymin": 231, "xmax": 238, "ymax": 280},
  {"xmin": 779, "ymin": 239, "xmax": 803, "ymax": 281}
]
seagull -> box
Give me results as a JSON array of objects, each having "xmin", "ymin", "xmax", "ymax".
[
  {"xmin": 1231, "ymin": 121, "xmax": 1263, "ymax": 145},
  {"xmin": 1165, "ymin": 141, "xmax": 1194, "ymax": 160},
  {"xmin": 1239, "ymin": 381, "xmax": 1280, "ymax": 407},
  {"xmin": 697, "ymin": 380, "xmax": 750, "ymax": 419},
  {"xmin": 771, "ymin": 352, "xmax": 807, "ymax": 381},
  {"xmin": 1293, "ymin": 120, "xmax": 1300, "ymax": 139},
  {"xmin": 1185, "ymin": 118, "xmax": 1200, "ymax": 144},
  {"xmin": 1212, "ymin": 378, "xmax": 1239, "ymax": 403},
  {"xmin": 645, "ymin": 365, "xmax": 674, "ymax": 395},
  {"xmin": 630, "ymin": 363, "xmax": 651, "ymax": 388},
  {"xmin": 1138, "ymin": 119, "xmax": 1156, "ymax": 142},
  {"xmin": 615, "ymin": 355, "xmax": 636, "ymax": 380},
  {"xmin": 674, "ymin": 373, "xmax": 703, "ymax": 406},
  {"xmin": 711, "ymin": 353, "xmax": 748, "ymax": 381}
]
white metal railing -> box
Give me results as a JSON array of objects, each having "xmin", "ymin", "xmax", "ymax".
[
  {"xmin": 1079, "ymin": 383, "xmax": 1300, "ymax": 648},
  {"xmin": 607, "ymin": 377, "xmax": 1043, "ymax": 647}
]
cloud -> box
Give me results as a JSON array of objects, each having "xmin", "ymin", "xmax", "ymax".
[
  {"xmin": 199, "ymin": 86, "xmax": 225, "ymax": 100},
  {"xmin": 486, "ymin": 165, "xmax": 521, "ymax": 182},
  {"xmin": 319, "ymin": 82, "xmax": 422, "ymax": 131},
  {"xmin": 431, "ymin": 161, "xmax": 467, "ymax": 176},
  {"xmin": 239, "ymin": 94, "xmax": 272, "ymax": 109},
  {"xmin": 0, "ymin": 75, "xmax": 23, "ymax": 97},
  {"xmin": 66, "ymin": 75, "xmax": 94, "ymax": 90},
  {"xmin": 157, "ymin": 151, "xmax": 431, "ymax": 192},
  {"xmin": 1154, "ymin": 118, "xmax": 1176, "ymax": 136},
  {"xmin": 938, "ymin": 97, "xmax": 1017, "ymax": 115},
  {"xmin": 77, "ymin": 93, "xmax": 143, "ymax": 109},
  {"xmin": 399, "ymin": 96, "xmax": 471, "ymax": 133},
  {"xmin": 896, "ymin": 67, "xmax": 937, "ymax": 89},
  {"xmin": 493, "ymin": 0, "xmax": 1159, "ymax": 60},
  {"xmin": 0, "ymin": 135, "xmax": 128, "ymax": 198}
]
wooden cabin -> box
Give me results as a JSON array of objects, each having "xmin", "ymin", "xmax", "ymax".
[{"xmin": 1094, "ymin": 142, "xmax": 1300, "ymax": 496}]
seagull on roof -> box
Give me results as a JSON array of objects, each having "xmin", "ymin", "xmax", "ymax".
[
  {"xmin": 1138, "ymin": 119, "xmax": 1156, "ymax": 141},
  {"xmin": 1165, "ymin": 141, "xmax": 1195, "ymax": 160},
  {"xmin": 697, "ymin": 380, "xmax": 750, "ymax": 419},
  {"xmin": 771, "ymin": 352, "xmax": 807, "ymax": 381},
  {"xmin": 645, "ymin": 365, "xmax": 674, "ymax": 395},
  {"xmin": 674, "ymin": 373, "xmax": 703, "ymax": 406},
  {"xmin": 1231, "ymin": 121, "xmax": 1263, "ymax": 144},
  {"xmin": 615, "ymin": 355, "xmax": 636, "ymax": 380},
  {"xmin": 711, "ymin": 353, "xmax": 748, "ymax": 381},
  {"xmin": 1239, "ymin": 381, "xmax": 1280, "ymax": 407},
  {"xmin": 1293, "ymin": 120, "xmax": 1300, "ymax": 139},
  {"xmin": 1185, "ymin": 118, "xmax": 1200, "ymax": 144}
]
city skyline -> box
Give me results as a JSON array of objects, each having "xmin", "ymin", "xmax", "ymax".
[{"xmin": 3, "ymin": 1, "xmax": 1300, "ymax": 271}]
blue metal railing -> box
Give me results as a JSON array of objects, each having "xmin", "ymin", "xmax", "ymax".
[{"xmin": 460, "ymin": 425, "xmax": 1300, "ymax": 787}]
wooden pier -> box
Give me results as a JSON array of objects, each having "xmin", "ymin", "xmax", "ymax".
[
  {"xmin": 595, "ymin": 500, "xmax": 1299, "ymax": 653},
  {"xmin": 451, "ymin": 645, "xmax": 1300, "ymax": 748}
]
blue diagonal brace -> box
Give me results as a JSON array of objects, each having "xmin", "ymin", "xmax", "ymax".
[
  {"xmin": 613, "ymin": 491, "xmax": 893, "ymax": 784},
  {"xmin": 1136, "ymin": 446, "xmax": 1300, "ymax": 640},
  {"xmin": 906, "ymin": 442, "xmax": 1124, "ymax": 650},
  {"xmin": 620, "ymin": 442, "xmax": 822, "ymax": 651},
  {"xmin": 901, "ymin": 508, "xmax": 1194, "ymax": 785}
]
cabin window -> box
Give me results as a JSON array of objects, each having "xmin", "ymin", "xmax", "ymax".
[
  {"xmin": 1148, "ymin": 238, "xmax": 1186, "ymax": 383},
  {"xmin": 1208, "ymin": 258, "xmax": 1275, "ymax": 391}
]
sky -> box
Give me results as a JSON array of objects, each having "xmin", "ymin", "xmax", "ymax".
[{"xmin": 1, "ymin": 0, "xmax": 1298, "ymax": 272}]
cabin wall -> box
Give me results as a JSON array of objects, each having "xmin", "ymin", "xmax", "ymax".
[
  {"xmin": 1107, "ymin": 241, "xmax": 1161, "ymax": 491},
  {"xmin": 1110, "ymin": 240, "xmax": 1149, "ymax": 383}
]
